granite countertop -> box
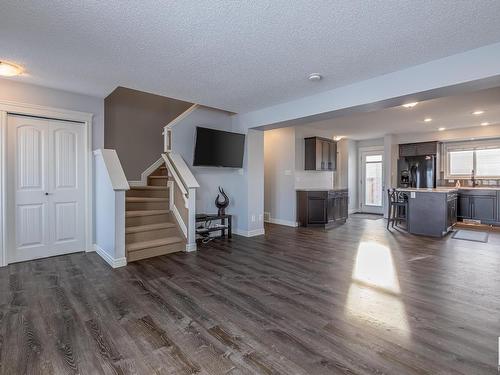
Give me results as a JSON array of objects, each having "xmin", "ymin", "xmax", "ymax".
[
  {"xmin": 396, "ymin": 187, "xmax": 458, "ymax": 193},
  {"xmin": 455, "ymin": 186, "xmax": 500, "ymax": 191}
]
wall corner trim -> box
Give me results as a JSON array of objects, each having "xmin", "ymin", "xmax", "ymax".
[{"xmin": 93, "ymin": 244, "xmax": 127, "ymax": 268}]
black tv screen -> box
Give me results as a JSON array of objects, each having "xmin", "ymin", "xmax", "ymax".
[{"xmin": 193, "ymin": 127, "xmax": 245, "ymax": 168}]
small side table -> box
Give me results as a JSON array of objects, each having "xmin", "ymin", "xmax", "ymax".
[{"xmin": 195, "ymin": 214, "xmax": 232, "ymax": 239}]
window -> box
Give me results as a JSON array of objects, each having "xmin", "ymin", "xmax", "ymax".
[
  {"xmin": 445, "ymin": 140, "xmax": 500, "ymax": 178},
  {"xmin": 449, "ymin": 151, "xmax": 473, "ymax": 175},
  {"xmin": 476, "ymin": 148, "xmax": 500, "ymax": 177}
]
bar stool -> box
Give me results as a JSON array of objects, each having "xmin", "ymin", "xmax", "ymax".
[{"xmin": 387, "ymin": 189, "xmax": 408, "ymax": 230}]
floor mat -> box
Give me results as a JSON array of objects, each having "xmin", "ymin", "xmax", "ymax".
[
  {"xmin": 452, "ymin": 229, "xmax": 489, "ymax": 243},
  {"xmin": 351, "ymin": 213, "xmax": 383, "ymax": 220}
]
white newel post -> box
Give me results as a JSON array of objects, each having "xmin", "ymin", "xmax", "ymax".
[
  {"xmin": 93, "ymin": 149, "xmax": 129, "ymax": 268},
  {"xmin": 186, "ymin": 187, "xmax": 197, "ymax": 252}
]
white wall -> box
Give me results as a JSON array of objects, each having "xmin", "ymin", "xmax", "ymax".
[
  {"xmin": 346, "ymin": 140, "xmax": 358, "ymax": 212},
  {"xmin": 94, "ymin": 155, "xmax": 117, "ymax": 258},
  {"xmin": 93, "ymin": 150, "xmax": 127, "ymax": 267},
  {"xmin": 244, "ymin": 130, "xmax": 265, "ymax": 235},
  {"xmin": 171, "ymin": 106, "xmax": 264, "ymax": 236},
  {"xmin": 0, "ymin": 78, "xmax": 105, "ymax": 242},
  {"xmin": 264, "ymin": 128, "xmax": 296, "ymax": 225},
  {"xmin": 234, "ymin": 42, "xmax": 500, "ymax": 130},
  {"xmin": 264, "ymin": 125, "xmax": 344, "ymax": 225},
  {"xmin": 294, "ymin": 127, "xmax": 336, "ymax": 190},
  {"xmin": 358, "ymin": 138, "xmax": 384, "ymax": 148},
  {"xmin": 0, "ymin": 78, "xmax": 104, "ymax": 148},
  {"xmin": 394, "ymin": 124, "xmax": 500, "ymax": 144}
]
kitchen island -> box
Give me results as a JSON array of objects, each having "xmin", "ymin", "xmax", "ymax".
[{"xmin": 396, "ymin": 188, "xmax": 458, "ymax": 237}]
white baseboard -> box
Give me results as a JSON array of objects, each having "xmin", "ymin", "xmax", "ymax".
[
  {"xmin": 348, "ymin": 208, "xmax": 360, "ymax": 214},
  {"xmin": 128, "ymin": 157, "xmax": 165, "ymax": 187},
  {"xmin": 93, "ymin": 244, "xmax": 127, "ymax": 268},
  {"xmin": 233, "ymin": 228, "xmax": 265, "ymax": 237},
  {"xmin": 264, "ymin": 217, "xmax": 298, "ymax": 227}
]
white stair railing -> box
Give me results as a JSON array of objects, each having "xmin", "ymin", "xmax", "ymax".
[{"xmin": 162, "ymin": 104, "xmax": 200, "ymax": 252}]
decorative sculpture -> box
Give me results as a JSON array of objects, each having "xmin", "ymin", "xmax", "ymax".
[{"xmin": 215, "ymin": 186, "xmax": 229, "ymax": 216}]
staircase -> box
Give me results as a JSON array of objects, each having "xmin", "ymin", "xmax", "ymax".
[{"xmin": 125, "ymin": 164, "xmax": 185, "ymax": 262}]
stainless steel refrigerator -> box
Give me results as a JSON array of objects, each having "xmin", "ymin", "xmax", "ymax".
[{"xmin": 397, "ymin": 155, "xmax": 436, "ymax": 188}]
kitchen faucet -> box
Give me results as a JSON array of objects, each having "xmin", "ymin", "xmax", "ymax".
[{"xmin": 471, "ymin": 169, "xmax": 477, "ymax": 187}]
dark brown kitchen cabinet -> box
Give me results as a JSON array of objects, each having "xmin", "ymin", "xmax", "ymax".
[
  {"xmin": 297, "ymin": 189, "xmax": 348, "ymax": 228},
  {"xmin": 305, "ymin": 137, "xmax": 337, "ymax": 171},
  {"xmin": 399, "ymin": 141, "xmax": 438, "ymax": 157}
]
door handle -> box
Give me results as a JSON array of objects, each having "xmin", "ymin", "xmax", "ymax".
[{"xmin": 45, "ymin": 192, "xmax": 53, "ymax": 196}]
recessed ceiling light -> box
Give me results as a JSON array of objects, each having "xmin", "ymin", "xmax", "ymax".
[
  {"xmin": 424, "ymin": 118, "xmax": 432, "ymax": 122},
  {"xmin": 0, "ymin": 61, "xmax": 23, "ymax": 77},
  {"xmin": 402, "ymin": 102, "xmax": 418, "ymax": 108},
  {"xmin": 480, "ymin": 122, "xmax": 490, "ymax": 126},
  {"xmin": 308, "ymin": 73, "xmax": 322, "ymax": 82},
  {"xmin": 472, "ymin": 110, "xmax": 484, "ymax": 115},
  {"xmin": 438, "ymin": 127, "xmax": 446, "ymax": 131}
]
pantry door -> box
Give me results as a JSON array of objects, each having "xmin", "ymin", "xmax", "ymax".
[{"xmin": 6, "ymin": 115, "xmax": 85, "ymax": 263}]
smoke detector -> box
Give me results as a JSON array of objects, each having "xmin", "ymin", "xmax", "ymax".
[{"xmin": 308, "ymin": 73, "xmax": 322, "ymax": 82}]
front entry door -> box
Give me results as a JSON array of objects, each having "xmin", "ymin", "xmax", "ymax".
[
  {"xmin": 360, "ymin": 151, "xmax": 384, "ymax": 214},
  {"xmin": 7, "ymin": 115, "xmax": 85, "ymax": 263}
]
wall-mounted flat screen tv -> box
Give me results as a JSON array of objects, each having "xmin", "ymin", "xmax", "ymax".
[{"xmin": 193, "ymin": 127, "xmax": 245, "ymax": 168}]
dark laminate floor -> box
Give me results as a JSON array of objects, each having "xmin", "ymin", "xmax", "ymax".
[{"xmin": 1, "ymin": 218, "xmax": 499, "ymax": 374}]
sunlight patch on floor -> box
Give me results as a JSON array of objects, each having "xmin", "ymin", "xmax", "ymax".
[{"xmin": 345, "ymin": 241, "xmax": 410, "ymax": 336}]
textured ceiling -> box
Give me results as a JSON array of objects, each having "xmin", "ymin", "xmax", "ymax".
[
  {"xmin": 305, "ymin": 86, "xmax": 500, "ymax": 140},
  {"xmin": 1, "ymin": 1, "xmax": 500, "ymax": 113}
]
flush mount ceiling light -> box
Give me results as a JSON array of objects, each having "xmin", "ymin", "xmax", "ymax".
[
  {"xmin": 308, "ymin": 73, "xmax": 322, "ymax": 82},
  {"xmin": 438, "ymin": 127, "xmax": 446, "ymax": 131},
  {"xmin": 333, "ymin": 136, "xmax": 344, "ymax": 141},
  {"xmin": 481, "ymin": 122, "xmax": 490, "ymax": 126},
  {"xmin": 402, "ymin": 102, "xmax": 418, "ymax": 108},
  {"xmin": 472, "ymin": 110, "xmax": 484, "ymax": 115},
  {"xmin": 424, "ymin": 118, "xmax": 432, "ymax": 122},
  {"xmin": 0, "ymin": 61, "xmax": 23, "ymax": 77}
]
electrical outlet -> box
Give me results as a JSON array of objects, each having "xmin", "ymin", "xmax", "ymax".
[{"xmin": 251, "ymin": 215, "xmax": 256, "ymax": 222}]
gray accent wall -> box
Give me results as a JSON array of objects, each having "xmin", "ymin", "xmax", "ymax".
[{"xmin": 104, "ymin": 87, "xmax": 192, "ymax": 180}]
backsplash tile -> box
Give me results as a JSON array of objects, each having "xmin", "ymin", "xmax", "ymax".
[{"xmin": 438, "ymin": 179, "xmax": 500, "ymax": 187}]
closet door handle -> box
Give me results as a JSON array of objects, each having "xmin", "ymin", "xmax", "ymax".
[{"xmin": 45, "ymin": 192, "xmax": 53, "ymax": 196}]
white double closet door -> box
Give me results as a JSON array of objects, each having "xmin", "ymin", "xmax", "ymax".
[{"xmin": 6, "ymin": 115, "xmax": 85, "ymax": 263}]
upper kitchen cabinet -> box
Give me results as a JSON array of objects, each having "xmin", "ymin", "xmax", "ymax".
[
  {"xmin": 304, "ymin": 137, "xmax": 337, "ymax": 171},
  {"xmin": 399, "ymin": 141, "xmax": 439, "ymax": 157}
]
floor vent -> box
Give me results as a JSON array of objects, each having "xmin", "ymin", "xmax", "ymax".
[{"xmin": 463, "ymin": 219, "xmax": 481, "ymax": 225}]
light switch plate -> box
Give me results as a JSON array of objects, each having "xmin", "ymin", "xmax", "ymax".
[{"xmin": 411, "ymin": 192, "xmax": 416, "ymax": 198}]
